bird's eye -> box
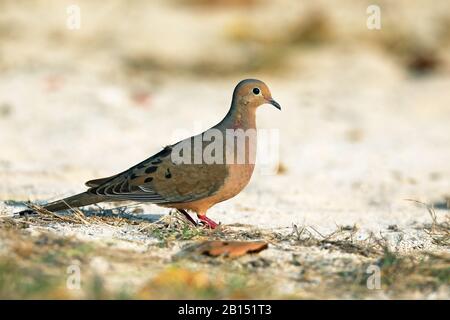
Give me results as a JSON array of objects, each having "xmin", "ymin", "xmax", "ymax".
[{"xmin": 252, "ymin": 87, "xmax": 260, "ymax": 95}]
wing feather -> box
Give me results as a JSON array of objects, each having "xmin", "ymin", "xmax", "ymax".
[{"xmin": 88, "ymin": 143, "xmax": 229, "ymax": 204}]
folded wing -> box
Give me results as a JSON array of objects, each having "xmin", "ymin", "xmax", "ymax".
[{"xmin": 87, "ymin": 145, "xmax": 228, "ymax": 204}]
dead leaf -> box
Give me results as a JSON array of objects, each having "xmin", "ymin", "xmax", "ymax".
[{"xmin": 194, "ymin": 240, "xmax": 268, "ymax": 258}]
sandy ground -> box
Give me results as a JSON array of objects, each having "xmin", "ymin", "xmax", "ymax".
[
  {"xmin": 2, "ymin": 51, "xmax": 449, "ymax": 239},
  {"xmin": 0, "ymin": 0, "xmax": 449, "ymax": 299}
]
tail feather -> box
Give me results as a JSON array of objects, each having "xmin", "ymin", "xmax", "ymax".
[
  {"xmin": 43, "ymin": 192, "xmax": 105, "ymax": 212},
  {"xmin": 85, "ymin": 174, "xmax": 118, "ymax": 187},
  {"xmin": 16, "ymin": 192, "xmax": 105, "ymax": 215}
]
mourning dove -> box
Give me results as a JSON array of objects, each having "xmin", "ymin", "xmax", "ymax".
[{"xmin": 17, "ymin": 79, "xmax": 281, "ymax": 228}]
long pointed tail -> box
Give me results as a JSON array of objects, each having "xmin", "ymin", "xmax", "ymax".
[
  {"xmin": 17, "ymin": 192, "xmax": 105, "ymax": 215},
  {"xmin": 43, "ymin": 192, "xmax": 105, "ymax": 212}
]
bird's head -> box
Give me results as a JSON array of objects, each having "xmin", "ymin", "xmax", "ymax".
[{"xmin": 232, "ymin": 79, "xmax": 281, "ymax": 111}]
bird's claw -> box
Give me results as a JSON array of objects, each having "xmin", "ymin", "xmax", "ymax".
[
  {"xmin": 172, "ymin": 210, "xmax": 220, "ymax": 229},
  {"xmin": 197, "ymin": 215, "xmax": 219, "ymax": 229}
]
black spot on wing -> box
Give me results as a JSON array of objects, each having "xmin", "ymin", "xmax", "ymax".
[
  {"xmin": 144, "ymin": 177, "xmax": 153, "ymax": 183},
  {"xmin": 145, "ymin": 166, "xmax": 158, "ymax": 174},
  {"xmin": 165, "ymin": 168, "xmax": 172, "ymax": 179}
]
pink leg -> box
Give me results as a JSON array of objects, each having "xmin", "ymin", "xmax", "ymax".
[{"xmin": 197, "ymin": 215, "xmax": 219, "ymax": 229}]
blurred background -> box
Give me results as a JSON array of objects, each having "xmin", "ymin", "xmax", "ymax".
[
  {"xmin": 0, "ymin": 0, "xmax": 450, "ymax": 299},
  {"xmin": 0, "ymin": 0, "xmax": 449, "ymax": 300}
]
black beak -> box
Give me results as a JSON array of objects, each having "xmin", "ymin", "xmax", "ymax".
[{"xmin": 268, "ymin": 98, "xmax": 281, "ymax": 110}]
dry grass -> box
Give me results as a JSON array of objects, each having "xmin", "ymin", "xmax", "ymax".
[
  {"xmin": 289, "ymin": 224, "xmax": 383, "ymax": 257},
  {"xmin": 1, "ymin": 206, "xmax": 449, "ymax": 299},
  {"xmin": 405, "ymin": 199, "xmax": 450, "ymax": 247},
  {"xmin": 22, "ymin": 202, "xmax": 146, "ymax": 228},
  {"xmin": 3, "ymin": 197, "xmax": 449, "ymax": 299}
]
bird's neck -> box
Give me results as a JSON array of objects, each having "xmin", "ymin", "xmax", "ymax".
[
  {"xmin": 214, "ymin": 103, "xmax": 258, "ymax": 167},
  {"xmin": 220, "ymin": 103, "xmax": 257, "ymax": 131}
]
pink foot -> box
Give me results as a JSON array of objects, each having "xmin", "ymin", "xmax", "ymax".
[{"xmin": 197, "ymin": 215, "xmax": 219, "ymax": 229}]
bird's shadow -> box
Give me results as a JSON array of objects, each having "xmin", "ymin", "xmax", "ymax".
[
  {"xmin": 81, "ymin": 207, "xmax": 164, "ymax": 223},
  {"xmin": 4, "ymin": 200, "xmax": 164, "ymax": 224}
]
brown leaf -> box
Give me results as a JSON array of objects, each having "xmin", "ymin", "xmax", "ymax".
[{"xmin": 195, "ymin": 240, "xmax": 268, "ymax": 258}]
